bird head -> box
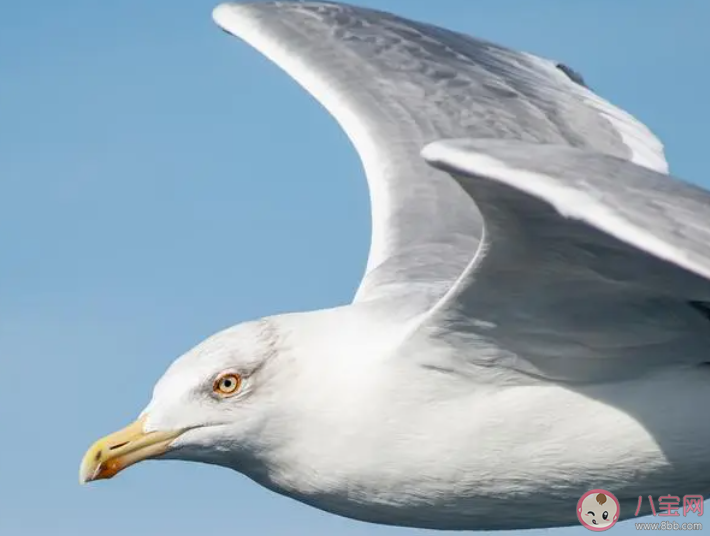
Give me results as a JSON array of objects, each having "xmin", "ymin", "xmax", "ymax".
[{"xmin": 79, "ymin": 318, "xmax": 284, "ymax": 483}]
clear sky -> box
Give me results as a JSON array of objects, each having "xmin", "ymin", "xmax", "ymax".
[{"xmin": 1, "ymin": 1, "xmax": 708, "ymax": 535}]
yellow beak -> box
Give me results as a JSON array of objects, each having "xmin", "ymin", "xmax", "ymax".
[{"xmin": 79, "ymin": 415, "xmax": 184, "ymax": 484}]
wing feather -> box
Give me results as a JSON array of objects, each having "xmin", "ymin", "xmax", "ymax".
[
  {"xmin": 213, "ymin": 1, "xmax": 667, "ymax": 310},
  {"xmin": 420, "ymin": 139, "xmax": 710, "ymax": 382}
]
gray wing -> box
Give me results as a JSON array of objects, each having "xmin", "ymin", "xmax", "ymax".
[
  {"xmin": 421, "ymin": 139, "xmax": 710, "ymax": 383},
  {"xmin": 213, "ymin": 1, "xmax": 667, "ymax": 311}
]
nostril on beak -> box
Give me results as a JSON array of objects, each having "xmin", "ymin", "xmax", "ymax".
[{"xmin": 109, "ymin": 441, "xmax": 129, "ymax": 451}]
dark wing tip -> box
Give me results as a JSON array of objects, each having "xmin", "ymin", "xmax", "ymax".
[
  {"xmin": 689, "ymin": 301, "xmax": 710, "ymax": 322},
  {"xmin": 556, "ymin": 62, "xmax": 587, "ymax": 87}
]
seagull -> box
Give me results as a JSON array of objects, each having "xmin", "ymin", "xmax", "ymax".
[{"xmin": 79, "ymin": 1, "xmax": 710, "ymax": 530}]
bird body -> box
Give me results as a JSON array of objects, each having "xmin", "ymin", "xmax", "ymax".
[
  {"xmin": 80, "ymin": 1, "xmax": 710, "ymax": 530},
  {"xmin": 159, "ymin": 311, "xmax": 710, "ymax": 530}
]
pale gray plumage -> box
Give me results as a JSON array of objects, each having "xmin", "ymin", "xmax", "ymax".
[
  {"xmin": 213, "ymin": 0, "xmax": 666, "ymax": 309},
  {"xmin": 421, "ymin": 140, "xmax": 710, "ymax": 383},
  {"xmin": 80, "ymin": 1, "xmax": 710, "ymax": 531}
]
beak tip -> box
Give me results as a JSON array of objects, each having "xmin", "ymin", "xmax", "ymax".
[
  {"xmin": 79, "ymin": 466, "xmax": 95, "ymax": 485},
  {"xmin": 78, "ymin": 460, "xmax": 98, "ymax": 485},
  {"xmin": 78, "ymin": 415, "xmax": 179, "ymax": 486}
]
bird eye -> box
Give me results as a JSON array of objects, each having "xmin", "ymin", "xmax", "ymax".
[{"xmin": 213, "ymin": 373, "xmax": 242, "ymax": 397}]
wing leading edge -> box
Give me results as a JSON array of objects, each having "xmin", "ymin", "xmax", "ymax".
[{"xmin": 213, "ymin": 1, "xmax": 668, "ymax": 311}]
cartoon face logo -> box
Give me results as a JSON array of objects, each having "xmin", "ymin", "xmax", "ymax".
[{"xmin": 577, "ymin": 489, "xmax": 620, "ymax": 531}]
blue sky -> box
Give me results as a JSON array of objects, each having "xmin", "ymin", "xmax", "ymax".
[{"xmin": 1, "ymin": 1, "xmax": 708, "ymax": 535}]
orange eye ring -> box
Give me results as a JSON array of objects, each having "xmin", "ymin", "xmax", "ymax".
[{"xmin": 213, "ymin": 373, "xmax": 242, "ymax": 397}]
